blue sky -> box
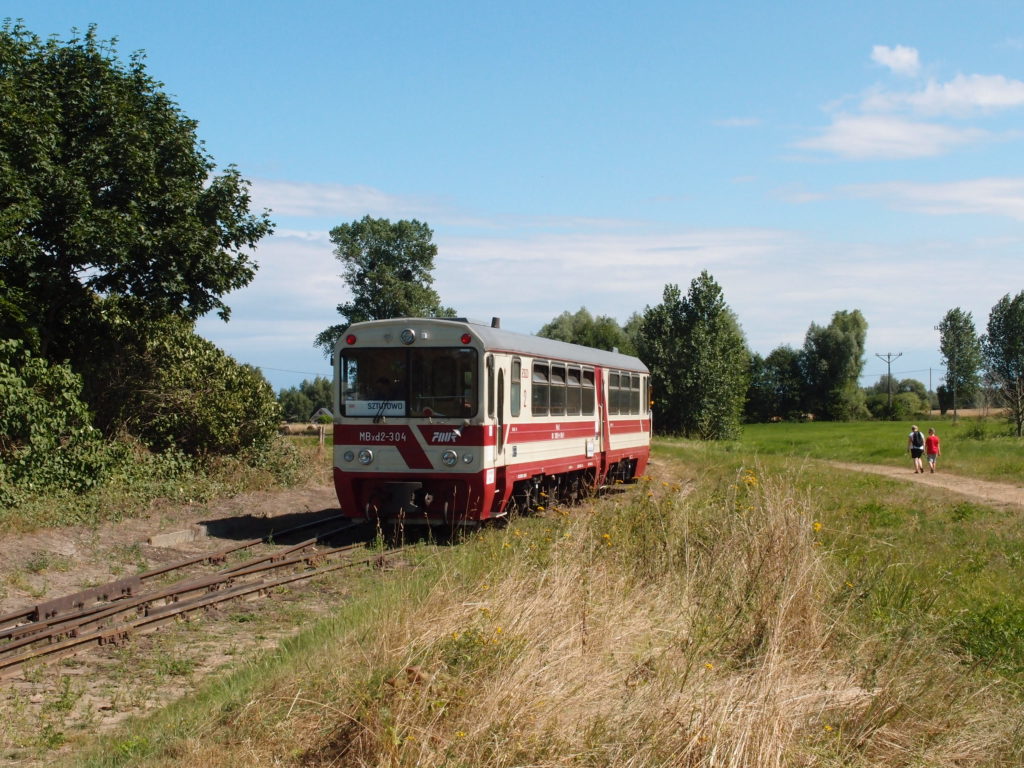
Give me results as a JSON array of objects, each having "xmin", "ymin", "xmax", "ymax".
[{"xmin": 9, "ymin": 1, "xmax": 1024, "ymax": 392}]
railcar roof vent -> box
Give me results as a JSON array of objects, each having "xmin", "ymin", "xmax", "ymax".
[{"xmin": 491, "ymin": 317, "xmax": 501, "ymax": 328}]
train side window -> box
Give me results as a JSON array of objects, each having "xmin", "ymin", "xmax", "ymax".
[
  {"xmin": 567, "ymin": 366, "xmax": 581, "ymax": 415},
  {"xmin": 643, "ymin": 376, "xmax": 649, "ymax": 415},
  {"xmin": 550, "ymin": 364, "xmax": 566, "ymax": 416},
  {"xmin": 609, "ymin": 372, "xmax": 620, "ymax": 415},
  {"xmin": 487, "ymin": 356, "xmax": 495, "ymax": 419},
  {"xmin": 582, "ymin": 368, "xmax": 595, "ymax": 415},
  {"xmin": 631, "ymin": 374, "xmax": 641, "ymax": 414},
  {"xmin": 511, "ymin": 358, "xmax": 522, "ymax": 417},
  {"xmin": 532, "ymin": 361, "xmax": 549, "ymax": 416}
]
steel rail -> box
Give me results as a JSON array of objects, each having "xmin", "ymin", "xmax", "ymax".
[
  {"xmin": 0, "ymin": 546, "xmax": 406, "ymax": 679},
  {"xmin": 0, "ymin": 514, "xmax": 355, "ymax": 632},
  {"xmin": 0, "ymin": 541, "xmax": 366, "ymax": 654}
]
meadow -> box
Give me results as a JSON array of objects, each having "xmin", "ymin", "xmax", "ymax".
[
  {"xmin": 738, "ymin": 417, "xmax": 1024, "ymax": 483},
  {"xmin": 60, "ymin": 428, "xmax": 1024, "ymax": 768}
]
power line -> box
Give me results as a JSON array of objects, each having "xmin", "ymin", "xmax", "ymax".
[
  {"xmin": 874, "ymin": 353, "xmax": 902, "ymax": 415},
  {"xmin": 858, "ymin": 366, "xmax": 942, "ymax": 380},
  {"xmin": 255, "ymin": 366, "xmax": 329, "ymax": 376}
]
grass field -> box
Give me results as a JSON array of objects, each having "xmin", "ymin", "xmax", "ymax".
[
  {"xmin": 59, "ymin": 433, "xmax": 1024, "ymax": 768},
  {"xmin": 738, "ymin": 417, "xmax": 1024, "ymax": 483}
]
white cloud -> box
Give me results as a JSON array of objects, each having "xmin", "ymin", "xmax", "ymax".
[
  {"xmin": 770, "ymin": 184, "xmax": 828, "ymax": 203},
  {"xmin": 713, "ymin": 117, "xmax": 762, "ymax": 127},
  {"xmin": 802, "ymin": 48, "xmax": 1024, "ymax": 160},
  {"xmin": 797, "ymin": 114, "xmax": 985, "ymax": 159},
  {"xmin": 845, "ymin": 177, "xmax": 1024, "ymax": 220},
  {"xmin": 197, "ymin": 206, "xmax": 1017, "ymax": 391},
  {"xmin": 871, "ymin": 45, "xmax": 920, "ymax": 77},
  {"xmin": 250, "ymin": 179, "xmax": 446, "ymax": 220},
  {"xmin": 864, "ymin": 74, "xmax": 1024, "ymax": 116}
]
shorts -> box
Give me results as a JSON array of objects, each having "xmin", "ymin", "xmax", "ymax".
[
  {"xmin": 910, "ymin": 448, "xmax": 924, "ymax": 458},
  {"xmin": 927, "ymin": 453, "xmax": 938, "ymax": 463}
]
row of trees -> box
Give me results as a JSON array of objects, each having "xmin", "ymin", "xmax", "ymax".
[
  {"xmin": 313, "ymin": 216, "xmax": 1024, "ymax": 439},
  {"xmin": 937, "ymin": 299, "xmax": 1024, "ymax": 436},
  {"xmin": 1, "ymin": 24, "xmax": 281, "ymax": 502}
]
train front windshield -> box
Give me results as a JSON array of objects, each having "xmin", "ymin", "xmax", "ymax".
[{"xmin": 341, "ymin": 347, "xmax": 479, "ymax": 419}]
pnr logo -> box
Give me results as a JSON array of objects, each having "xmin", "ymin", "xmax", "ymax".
[{"xmin": 431, "ymin": 431, "xmax": 460, "ymax": 443}]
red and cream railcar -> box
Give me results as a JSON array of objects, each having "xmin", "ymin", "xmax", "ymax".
[{"xmin": 332, "ymin": 317, "xmax": 651, "ymax": 525}]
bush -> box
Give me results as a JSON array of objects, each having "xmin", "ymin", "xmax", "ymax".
[
  {"xmin": 0, "ymin": 339, "xmax": 107, "ymax": 504},
  {"xmin": 77, "ymin": 306, "xmax": 281, "ymax": 456},
  {"xmin": 866, "ymin": 391, "xmax": 929, "ymax": 420},
  {"xmin": 140, "ymin": 333, "xmax": 281, "ymax": 455}
]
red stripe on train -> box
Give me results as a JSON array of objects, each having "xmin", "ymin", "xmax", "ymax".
[
  {"xmin": 609, "ymin": 418, "xmax": 651, "ymax": 434},
  {"xmin": 333, "ymin": 424, "xmax": 433, "ymax": 469},
  {"xmin": 507, "ymin": 421, "xmax": 596, "ymax": 443}
]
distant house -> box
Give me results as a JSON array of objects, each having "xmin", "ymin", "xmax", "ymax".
[{"xmin": 310, "ymin": 407, "xmax": 334, "ymax": 423}]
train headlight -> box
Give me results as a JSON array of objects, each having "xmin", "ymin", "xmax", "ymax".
[
  {"xmin": 400, "ymin": 328, "xmax": 416, "ymax": 345},
  {"xmin": 441, "ymin": 449, "xmax": 458, "ymax": 467},
  {"xmin": 343, "ymin": 450, "xmax": 355, "ymax": 462},
  {"xmin": 462, "ymin": 453, "xmax": 474, "ymax": 464},
  {"xmin": 357, "ymin": 449, "xmax": 374, "ymax": 465}
]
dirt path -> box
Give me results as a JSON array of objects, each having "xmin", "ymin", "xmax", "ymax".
[{"xmin": 828, "ymin": 461, "xmax": 1024, "ymax": 510}]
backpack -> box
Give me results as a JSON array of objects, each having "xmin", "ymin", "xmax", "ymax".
[{"xmin": 911, "ymin": 430, "xmax": 924, "ymax": 448}]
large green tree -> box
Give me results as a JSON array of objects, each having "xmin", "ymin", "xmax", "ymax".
[
  {"xmin": 537, "ymin": 307, "xmax": 635, "ymax": 354},
  {"xmin": 637, "ymin": 272, "xmax": 748, "ymax": 439},
  {"xmin": 745, "ymin": 345, "xmax": 804, "ymax": 422},
  {"xmin": 800, "ymin": 310, "xmax": 869, "ymax": 420},
  {"xmin": 315, "ymin": 216, "xmax": 454, "ymax": 356},
  {"xmin": 982, "ymin": 292, "xmax": 1024, "ymax": 437},
  {"xmin": 937, "ymin": 307, "xmax": 983, "ymax": 419},
  {"xmin": 0, "ymin": 22, "xmax": 273, "ymax": 361}
]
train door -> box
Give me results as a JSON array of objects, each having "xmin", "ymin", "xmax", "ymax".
[
  {"xmin": 489, "ymin": 356, "xmax": 508, "ymax": 514},
  {"xmin": 497, "ymin": 368, "xmax": 505, "ymax": 454},
  {"xmin": 596, "ymin": 367, "xmax": 611, "ymax": 483}
]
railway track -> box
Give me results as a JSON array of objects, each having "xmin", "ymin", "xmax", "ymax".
[{"xmin": 0, "ymin": 514, "xmax": 404, "ymax": 679}]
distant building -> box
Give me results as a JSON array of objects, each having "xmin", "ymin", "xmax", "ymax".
[{"xmin": 310, "ymin": 407, "xmax": 334, "ymax": 423}]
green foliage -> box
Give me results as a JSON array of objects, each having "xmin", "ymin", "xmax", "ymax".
[
  {"xmin": 77, "ymin": 305, "xmax": 281, "ymax": 455},
  {"xmin": 745, "ymin": 345, "xmax": 804, "ymax": 422},
  {"xmin": 0, "ymin": 278, "xmax": 40, "ymax": 351},
  {"xmin": 938, "ymin": 307, "xmax": 983, "ymax": 409},
  {"xmin": 0, "ymin": 22, "xmax": 272, "ymax": 362},
  {"xmin": 865, "ymin": 390, "xmax": 929, "ymax": 420},
  {"xmin": 536, "ymin": 307, "xmax": 635, "ymax": 354},
  {"xmin": 800, "ymin": 309, "xmax": 869, "ymax": 420},
  {"xmin": 315, "ymin": 216, "xmax": 455, "ymax": 356},
  {"xmin": 278, "ymin": 376, "xmax": 333, "ymax": 422},
  {"xmin": 636, "ymin": 272, "xmax": 748, "ymax": 439},
  {"xmin": 982, "ymin": 291, "xmax": 1024, "ymax": 437},
  {"xmin": 0, "ymin": 338, "xmax": 108, "ymax": 505}
]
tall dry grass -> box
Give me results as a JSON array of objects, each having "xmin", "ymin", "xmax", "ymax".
[
  {"xmin": 256, "ymin": 469, "xmax": 1019, "ymax": 767},
  {"xmin": 85, "ymin": 466, "xmax": 1024, "ymax": 767}
]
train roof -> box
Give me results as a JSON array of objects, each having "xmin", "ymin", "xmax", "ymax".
[{"xmin": 340, "ymin": 317, "xmax": 649, "ymax": 373}]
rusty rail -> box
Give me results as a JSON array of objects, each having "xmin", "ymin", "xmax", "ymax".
[{"xmin": 0, "ymin": 545, "xmax": 405, "ymax": 678}]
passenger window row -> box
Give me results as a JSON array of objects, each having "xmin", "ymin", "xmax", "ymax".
[{"xmin": 530, "ymin": 361, "xmax": 596, "ymax": 417}]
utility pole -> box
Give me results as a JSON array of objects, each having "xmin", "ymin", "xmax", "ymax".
[{"xmin": 875, "ymin": 352, "xmax": 902, "ymax": 419}]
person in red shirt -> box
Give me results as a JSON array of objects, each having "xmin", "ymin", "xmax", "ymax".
[{"xmin": 925, "ymin": 428, "xmax": 941, "ymax": 473}]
